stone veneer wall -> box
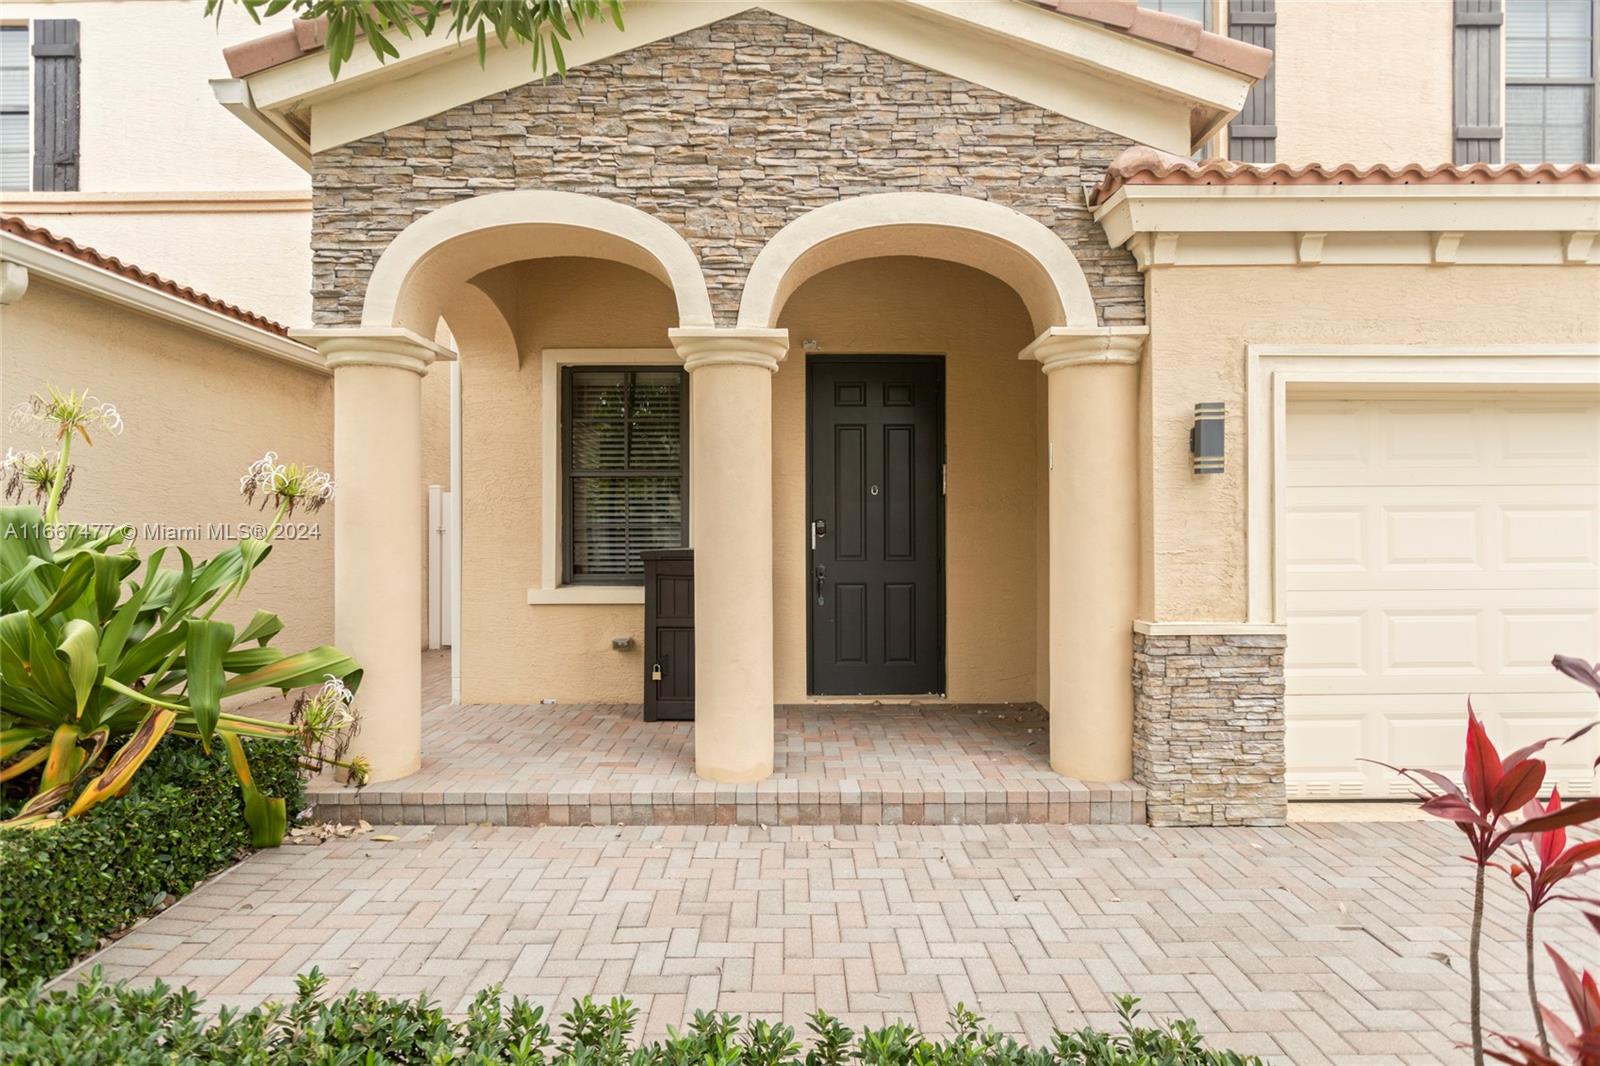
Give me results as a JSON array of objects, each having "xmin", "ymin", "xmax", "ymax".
[
  {"xmin": 310, "ymin": 9, "xmax": 1144, "ymax": 326},
  {"xmin": 1132, "ymin": 631, "xmax": 1288, "ymax": 827}
]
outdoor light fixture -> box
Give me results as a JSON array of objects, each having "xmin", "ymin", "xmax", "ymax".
[{"xmin": 1190, "ymin": 402, "xmax": 1225, "ymax": 475}]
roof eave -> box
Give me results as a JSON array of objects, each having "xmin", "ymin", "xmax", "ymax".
[
  {"xmin": 211, "ymin": 78, "xmax": 312, "ymax": 173},
  {"xmin": 0, "ymin": 233, "xmax": 326, "ymax": 372}
]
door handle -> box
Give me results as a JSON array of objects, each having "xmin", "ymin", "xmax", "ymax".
[
  {"xmin": 814, "ymin": 563, "xmax": 826, "ymax": 606},
  {"xmin": 810, "ymin": 518, "xmax": 828, "ymax": 550}
]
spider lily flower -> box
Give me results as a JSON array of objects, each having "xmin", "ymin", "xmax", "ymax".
[
  {"xmin": 9, "ymin": 386, "xmax": 123, "ymax": 445},
  {"xmin": 239, "ymin": 451, "xmax": 335, "ymax": 518},
  {"xmin": 2, "ymin": 447, "xmax": 71, "ymax": 507}
]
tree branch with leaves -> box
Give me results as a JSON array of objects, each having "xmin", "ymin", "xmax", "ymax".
[{"xmin": 209, "ymin": 0, "xmax": 626, "ymax": 79}]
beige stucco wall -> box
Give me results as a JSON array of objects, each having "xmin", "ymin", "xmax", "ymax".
[
  {"xmin": 774, "ymin": 258, "xmax": 1041, "ymax": 705},
  {"xmin": 2, "ymin": 2, "xmax": 311, "ymax": 324},
  {"xmin": 1271, "ymin": 0, "xmax": 1455, "ymax": 166},
  {"xmin": 452, "ymin": 255, "xmax": 1043, "ymax": 706},
  {"xmin": 0, "ymin": 277, "xmax": 334, "ymax": 651},
  {"xmin": 453, "ymin": 258, "xmax": 679, "ymax": 704},
  {"xmin": 1143, "ymin": 264, "xmax": 1600, "ymax": 621}
]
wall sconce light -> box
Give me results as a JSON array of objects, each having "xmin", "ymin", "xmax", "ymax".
[{"xmin": 1190, "ymin": 402, "xmax": 1225, "ymax": 475}]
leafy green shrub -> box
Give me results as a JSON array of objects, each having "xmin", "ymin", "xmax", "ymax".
[
  {"xmin": 0, "ymin": 737, "xmax": 302, "ymax": 987},
  {"xmin": 0, "ymin": 970, "xmax": 1264, "ymax": 1066}
]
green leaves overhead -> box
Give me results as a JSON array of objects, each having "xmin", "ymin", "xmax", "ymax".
[{"xmin": 207, "ymin": 0, "xmax": 626, "ymax": 80}]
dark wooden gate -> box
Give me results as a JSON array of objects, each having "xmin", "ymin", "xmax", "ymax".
[{"xmin": 642, "ymin": 548, "xmax": 694, "ymax": 720}]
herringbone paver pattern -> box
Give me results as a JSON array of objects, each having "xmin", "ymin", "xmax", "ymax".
[{"xmin": 61, "ymin": 822, "xmax": 1593, "ymax": 1064}]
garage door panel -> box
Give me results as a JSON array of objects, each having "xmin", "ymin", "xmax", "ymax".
[
  {"xmin": 1285, "ymin": 395, "xmax": 1600, "ymax": 800},
  {"xmin": 1285, "ymin": 694, "xmax": 1598, "ymax": 799},
  {"xmin": 1503, "ymin": 506, "xmax": 1598, "ymax": 568}
]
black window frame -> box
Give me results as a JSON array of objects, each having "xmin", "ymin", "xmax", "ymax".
[{"xmin": 561, "ymin": 364, "xmax": 690, "ymax": 587}]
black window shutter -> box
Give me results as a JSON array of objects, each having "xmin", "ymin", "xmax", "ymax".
[
  {"xmin": 31, "ymin": 19, "xmax": 80, "ymax": 192},
  {"xmin": 1228, "ymin": 0, "xmax": 1276, "ymax": 163},
  {"xmin": 1454, "ymin": 0, "xmax": 1503, "ymax": 164}
]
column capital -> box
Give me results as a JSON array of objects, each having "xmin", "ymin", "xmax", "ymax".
[
  {"xmin": 1020, "ymin": 326, "xmax": 1148, "ymax": 373},
  {"xmin": 291, "ymin": 326, "xmax": 457, "ymax": 375},
  {"xmin": 669, "ymin": 327, "xmax": 790, "ymax": 373}
]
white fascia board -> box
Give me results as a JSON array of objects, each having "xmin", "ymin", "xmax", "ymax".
[
  {"xmin": 210, "ymin": 78, "xmax": 312, "ymax": 173},
  {"xmin": 0, "ymin": 236, "xmax": 326, "ymax": 374},
  {"xmin": 899, "ymin": 0, "xmax": 1251, "ymax": 114},
  {"xmin": 235, "ymin": 0, "xmax": 1234, "ymax": 158},
  {"xmin": 1096, "ymin": 183, "xmax": 1600, "ymax": 247}
]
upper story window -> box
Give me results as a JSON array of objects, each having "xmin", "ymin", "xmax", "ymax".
[
  {"xmin": 1138, "ymin": 0, "xmax": 1214, "ymax": 29},
  {"xmin": 1505, "ymin": 0, "xmax": 1597, "ymax": 162},
  {"xmin": 562, "ymin": 367, "xmax": 688, "ymax": 586},
  {"xmin": 0, "ymin": 26, "xmax": 27, "ymax": 191},
  {"xmin": 0, "ymin": 19, "xmax": 79, "ymax": 191}
]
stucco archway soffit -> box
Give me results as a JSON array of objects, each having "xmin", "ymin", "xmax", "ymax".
[
  {"xmin": 217, "ymin": 0, "xmax": 1259, "ymax": 164},
  {"xmin": 361, "ymin": 190, "xmax": 714, "ymax": 334},
  {"xmin": 739, "ymin": 192, "xmax": 1099, "ymax": 335}
]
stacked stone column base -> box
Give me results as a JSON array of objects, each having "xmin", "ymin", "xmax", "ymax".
[{"xmin": 1131, "ymin": 624, "xmax": 1287, "ymax": 827}]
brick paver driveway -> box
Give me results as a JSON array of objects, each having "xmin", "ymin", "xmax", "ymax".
[{"xmin": 66, "ymin": 821, "xmax": 1591, "ymax": 1065}]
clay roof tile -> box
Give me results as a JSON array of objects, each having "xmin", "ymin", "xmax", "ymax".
[
  {"xmin": 0, "ymin": 215, "xmax": 292, "ymax": 337},
  {"xmin": 1090, "ymin": 144, "xmax": 1600, "ymax": 204}
]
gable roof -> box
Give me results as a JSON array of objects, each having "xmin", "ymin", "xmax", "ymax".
[
  {"xmin": 213, "ymin": 1, "xmax": 1264, "ymax": 168},
  {"xmin": 225, "ymin": 2, "xmax": 1269, "ymax": 80}
]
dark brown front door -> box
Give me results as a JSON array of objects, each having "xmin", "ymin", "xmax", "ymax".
[{"xmin": 806, "ymin": 356, "xmax": 945, "ymax": 696}]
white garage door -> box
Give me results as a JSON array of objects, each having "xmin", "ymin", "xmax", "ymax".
[{"xmin": 1284, "ymin": 393, "xmax": 1600, "ymax": 799}]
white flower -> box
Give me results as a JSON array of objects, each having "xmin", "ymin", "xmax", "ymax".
[
  {"xmin": 10, "ymin": 387, "xmax": 124, "ymax": 441},
  {"xmin": 240, "ymin": 451, "xmax": 335, "ymax": 515}
]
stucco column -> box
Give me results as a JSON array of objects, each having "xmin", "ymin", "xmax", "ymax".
[
  {"xmin": 1022, "ymin": 326, "xmax": 1148, "ymax": 781},
  {"xmin": 668, "ymin": 326, "xmax": 789, "ymax": 783},
  {"xmin": 292, "ymin": 327, "xmax": 455, "ymax": 784}
]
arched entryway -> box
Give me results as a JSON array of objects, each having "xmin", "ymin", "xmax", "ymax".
[
  {"xmin": 732, "ymin": 192, "xmax": 1146, "ymax": 782},
  {"xmin": 295, "ymin": 191, "xmax": 714, "ymax": 783}
]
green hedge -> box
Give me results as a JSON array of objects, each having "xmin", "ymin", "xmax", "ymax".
[
  {"xmin": 0, "ymin": 971, "xmax": 1264, "ymax": 1066},
  {"xmin": 0, "ymin": 738, "xmax": 304, "ymax": 987}
]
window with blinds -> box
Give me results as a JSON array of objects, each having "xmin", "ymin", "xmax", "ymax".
[
  {"xmin": 0, "ymin": 26, "xmax": 27, "ymax": 191},
  {"xmin": 1505, "ymin": 0, "xmax": 1597, "ymax": 162},
  {"xmin": 562, "ymin": 367, "xmax": 688, "ymax": 585}
]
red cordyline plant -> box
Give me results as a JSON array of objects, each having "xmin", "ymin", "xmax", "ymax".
[
  {"xmin": 1489, "ymin": 911, "xmax": 1600, "ymax": 1066},
  {"xmin": 1507, "ymin": 787, "xmax": 1600, "ymax": 1054},
  {"xmin": 1374, "ymin": 659, "xmax": 1600, "ymax": 1066}
]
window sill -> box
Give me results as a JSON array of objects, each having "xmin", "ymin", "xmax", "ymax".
[{"xmin": 526, "ymin": 586, "xmax": 645, "ymax": 606}]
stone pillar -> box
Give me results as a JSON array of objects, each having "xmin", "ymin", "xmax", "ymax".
[
  {"xmin": 292, "ymin": 327, "xmax": 454, "ymax": 784},
  {"xmin": 1022, "ymin": 326, "xmax": 1147, "ymax": 782},
  {"xmin": 1132, "ymin": 623, "xmax": 1288, "ymax": 826},
  {"xmin": 668, "ymin": 327, "xmax": 789, "ymax": 783}
]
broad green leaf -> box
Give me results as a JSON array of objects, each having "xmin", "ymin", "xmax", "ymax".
[
  {"xmin": 184, "ymin": 618, "xmax": 235, "ymax": 750},
  {"xmin": 222, "ymin": 646, "xmax": 285, "ymax": 674},
  {"xmin": 222, "ymin": 646, "xmax": 361, "ymax": 697},
  {"xmin": 236, "ymin": 608, "xmax": 284, "ymax": 647},
  {"xmin": 55, "ymin": 618, "xmax": 100, "ymax": 719},
  {"xmin": 99, "ymin": 548, "xmax": 166, "ymax": 668},
  {"xmin": 32, "ymin": 551, "xmax": 94, "ymax": 622}
]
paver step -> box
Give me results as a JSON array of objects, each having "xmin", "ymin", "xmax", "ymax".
[{"xmin": 306, "ymin": 778, "xmax": 1146, "ymax": 827}]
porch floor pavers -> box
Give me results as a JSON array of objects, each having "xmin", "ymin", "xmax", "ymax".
[
  {"xmin": 304, "ymin": 652, "xmax": 1144, "ymax": 827},
  {"xmin": 60, "ymin": 820, "xmax": 1593, "ymax": 1064}
]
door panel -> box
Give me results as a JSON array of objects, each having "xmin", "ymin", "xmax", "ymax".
[{"xmin": 808, "ymin": 358, "xmax": 944, "ymax": 695}]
